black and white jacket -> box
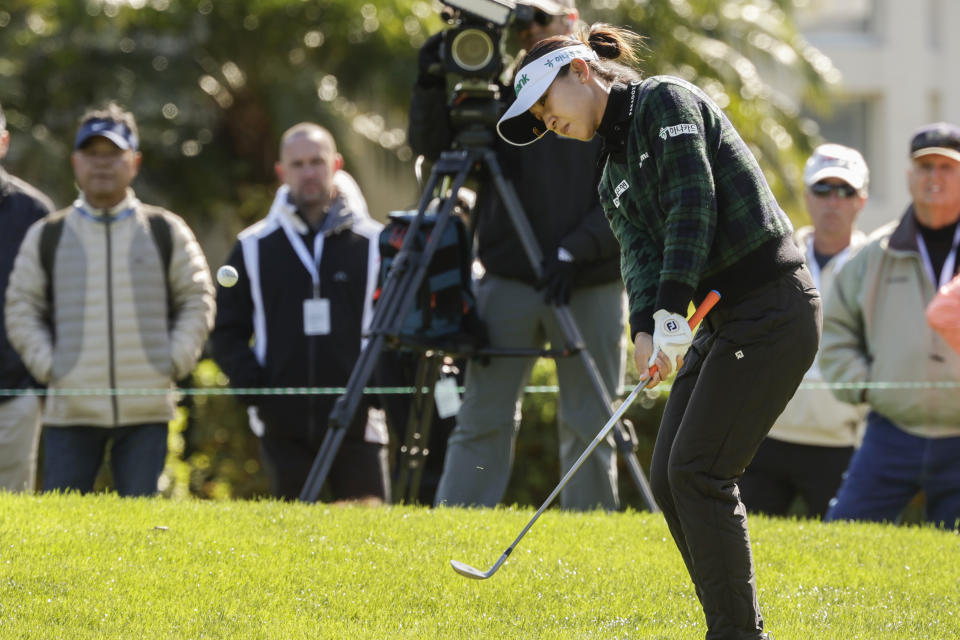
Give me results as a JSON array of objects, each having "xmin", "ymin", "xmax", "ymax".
[{"xmin": 211, "ymin": 174, "xmax": 386, "ymax": 443}]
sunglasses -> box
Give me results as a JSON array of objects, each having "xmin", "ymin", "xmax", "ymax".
[
  {"xmin": 810, "ymin": 182, "xmax": 858, "ymax": 198},
  {"xmin": 511, "ymin": 8, "xmax": 555, "ymax": 31}
]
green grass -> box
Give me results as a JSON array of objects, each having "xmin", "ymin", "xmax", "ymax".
[{"xmin": 0, "ymin": 494, "xmax": 958, "ymax": 639}]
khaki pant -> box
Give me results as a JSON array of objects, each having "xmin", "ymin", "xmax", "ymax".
[
  {"xmin": 435, "ymin": 276, "xmax": 625, "ymax": 511},
  {"xmin": 0, "ymin": 394, "xmax": 42, "ymax": 492}
]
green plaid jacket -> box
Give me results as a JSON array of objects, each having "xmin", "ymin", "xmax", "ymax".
[{"xmin": 598, "ymin": 77, "xmax": 800, "ymax": 337}]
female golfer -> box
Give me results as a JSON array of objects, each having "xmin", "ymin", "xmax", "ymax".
[{"xmin": 497, "ymin": 25, "xmax": 821, "ymax": 640}]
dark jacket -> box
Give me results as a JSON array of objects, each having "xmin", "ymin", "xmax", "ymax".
[
  {"xmin": 408, "ymin": 83, "xmax": 621, "ymax": 288},
  {"xmin": 210, "ymin": 186, "xmax": 382, "ymax": 442},
  {"xmin": 596, "ymin": 78, "xmax": 802, "ymax": 337},
  {"xmin": 0, "ymin": 167, "xmax": 53, "ymax": 396}
]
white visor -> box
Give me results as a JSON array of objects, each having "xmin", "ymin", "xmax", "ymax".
[{"xmin": 496, "ymin": 44, "xmax": 599, "ymax": 146}]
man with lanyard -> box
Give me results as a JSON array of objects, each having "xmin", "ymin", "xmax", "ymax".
[
  {"xmin": 821, "ymin": 123, "xmax": 960, "ymax": 527},
  {"xmin": 740, "ymin": 144, "xmax": 869, "ymax": 518},
  {"xmin": 211, "ymin": 123, "xmax": 390, "ymax": 502}
]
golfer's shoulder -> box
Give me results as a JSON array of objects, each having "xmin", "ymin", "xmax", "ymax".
[
  {"xmin": 642, "ymin": 76, "xmax": 709, "ymax": 108},
  {"xmin": 634, "ymin": 76, "xmax": 718, "ymax": 132}
]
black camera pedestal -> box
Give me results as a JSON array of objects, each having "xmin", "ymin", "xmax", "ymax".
[{"xmin": 299, "ymin": 144, "xmax": 659, "ymax": 513}]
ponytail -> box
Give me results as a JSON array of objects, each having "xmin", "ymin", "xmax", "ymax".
[
  {"xmin": 583, "ymin": 23, "xmax": 644, "ymax": 68},
  {"xmin": 519, "ymin": 23, "xmax": 645, "ymax": 86}
]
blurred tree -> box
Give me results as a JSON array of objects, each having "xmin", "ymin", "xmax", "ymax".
[
  {"xmin": 0, "ymin": 0, "xmax": 840, "ymax": 501},
  {"xmin": 0, "ymin": 0, "xmax": 836, "ymax": 230}
]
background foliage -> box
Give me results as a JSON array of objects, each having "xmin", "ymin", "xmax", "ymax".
[{"xmin": 0, "ymin": 0, "xmax": 841, "ymax": 503}]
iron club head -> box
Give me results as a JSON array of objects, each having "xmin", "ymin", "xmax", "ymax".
[{"xmin": 450, "ymin": 559, "xmax": 492, "ymax": 579}]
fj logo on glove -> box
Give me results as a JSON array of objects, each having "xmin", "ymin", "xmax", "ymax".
[
  {"xmin": 613, "ymin": 180, "xmax": 630, "ymax": 208},
  {"xmin": 666, "ymin": 319, "xmax": 679, "ymax": 332}
]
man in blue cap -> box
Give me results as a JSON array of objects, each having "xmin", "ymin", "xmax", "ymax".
[{"xmin": 5, "ymin": 102, "xmax": 215, "ymax": 496}]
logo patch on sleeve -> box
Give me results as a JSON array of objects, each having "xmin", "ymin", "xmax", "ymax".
[
  {"xmin": 659, "ymin": 123, "xmax": 698, "ymax": 140},
  {"xmin": 612, "ymin": 180, "xmax": 630, "ymax": 208}
]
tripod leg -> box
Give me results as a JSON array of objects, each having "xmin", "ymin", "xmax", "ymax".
[
  {"xmin": 483, "ymin": 150, "xmax": 659, "ymax": 511},
  {"xmin": 393, "ymin": 354, "xmax": 442, "ymax": 504},
  {"xmin": 299, "ymin": 422, "xmax": 348, "ymax": 502}
]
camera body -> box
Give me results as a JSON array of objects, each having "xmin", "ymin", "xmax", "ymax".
[
  {"xmin": 439, "ymin": 0, "xmax": 536, "ymax": 80},
  {"xmin": 437, "ymin": 0, "xmax": 537, "ymax": 138}
]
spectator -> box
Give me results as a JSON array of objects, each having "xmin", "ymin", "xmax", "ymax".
[
  {"xmin": 5, "ymin": 102, "xmax": 215, "ymax": 496},
  {"xmin": 211, "ymin": 123, "xmax": 390, "ymax": 503},
  {"xmin": 0, "ymin": 103, "xmax": 55, "ymax": 492},
  {"xmin": 822, "ymin": 122, "xmax": 960, "ymax": 527},
  {"xmin": 740, "ymin": 144, "xmax": 869, "ymax": 518},
  {"xmin": 496, "ymin": 25, "xmax": 820, "ymax": 640},
  {"xmin": 411, "ymin": 0, "xmax": 626, "ymax": 511}
]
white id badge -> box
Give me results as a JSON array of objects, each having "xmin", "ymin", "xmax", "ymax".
[
  {"xmin": 434, "ymin": 376, "xmax": 462, "ymax": 419},
  {"xmin": 303, "ymin": 298, "xmax": 331, "ymax": 335}
]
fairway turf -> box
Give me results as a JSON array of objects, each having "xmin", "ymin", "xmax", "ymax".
[{"xmin": 0, "ymin": 493, "xmax": 957, "ymax": 639}]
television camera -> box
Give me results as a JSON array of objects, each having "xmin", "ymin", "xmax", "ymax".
[{"xmin": 437, "ymin": 0, "xmax": 544, "ymax": 134}]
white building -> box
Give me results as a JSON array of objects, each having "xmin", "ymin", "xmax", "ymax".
[{"xmin": 797, "ymin": 0, "xmax": 960, "ymax": 232}]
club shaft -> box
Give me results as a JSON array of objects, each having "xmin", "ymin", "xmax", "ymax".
[
  {"xmin": 456, "ymin": 290, "xmax": 721, "ymax": 578},
  {"xmin": 497, "ymin": 379, "xmax": 650, "ymax": 560}
]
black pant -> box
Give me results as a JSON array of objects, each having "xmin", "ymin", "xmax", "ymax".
[
  {"xmin": 649, "ymin": 266, "xmax": 821, "ymax": 640},
  {"xmin": 740, "ymin": 437, "xmax": 854, "ymax": 518},
  {"xmin": 259, "ymin": 434, "xmax": 390, "ymax": 502}
]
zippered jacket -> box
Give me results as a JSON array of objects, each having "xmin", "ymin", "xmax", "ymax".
[
  {"xmin": 0, "ymin": 167, "xmax": 54, "ymax": 396},
  {"xmin": 4, "ymin": 192, "xmax": 215, "ymax": 426},
  {"xmin": 210, "ymin": 181, "xmax": 386, "ymax": 443},
  {"xmin": 820, "ymin": 208, "xmax": 960, "ymax": 438},
  {"xmin": 597, "ymin": 78, "xmax": 802, "ymax": 337}
]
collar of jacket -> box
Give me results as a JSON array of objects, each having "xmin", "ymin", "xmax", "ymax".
[
  {"xmin": 887, "ymin": 204, "xmax": 960, "ymax": 253},
  {"xmin": 596, "ymin": 80, "xmax": 643, "ymax": 165},
  {"xmin": 74, "ymin": 188, "xmax": 138, "ymax": 219},
  {"xmin": 269, "ymin": 184, "xmax": 358, "ymax": 237}
]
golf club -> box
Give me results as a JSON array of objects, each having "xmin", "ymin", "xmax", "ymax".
[{"xmin": 450, "ymin": 289, "xmax": 721, "ymax": 580}]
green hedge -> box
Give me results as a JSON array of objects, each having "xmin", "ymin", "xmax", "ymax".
[{"xmin": 163, "ymin": 357, "xmax": 665, "ymax": 508}]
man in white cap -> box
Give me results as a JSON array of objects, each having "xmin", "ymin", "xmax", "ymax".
[
  {"xmin": 740, "ymin": 143, "xmax": 869, "ymax": 518},
  {"xmin": 821, "ymin": 123, "xmax": 960, "ymax": 526},
  {"xmin": 408, "ymin": 1, "xmax": 628, "ymax": 510}
]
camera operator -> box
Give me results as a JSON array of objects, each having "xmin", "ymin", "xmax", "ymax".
[{"xmin": 410, "ymin": 0, "xmax": 627, "ymax": 511}]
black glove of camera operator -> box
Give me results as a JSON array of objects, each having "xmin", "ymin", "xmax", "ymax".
[
  {"xmin": 538, "ymin": 248, "xmax": 577, "ymax": 306},
  {"xmin": 417, "ymin": 32, "xmax": 446, "ymax": 90}
]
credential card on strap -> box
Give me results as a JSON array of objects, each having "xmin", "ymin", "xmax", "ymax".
[{"xmin": 303, "ymin": 298, "xmax": 331, "ymax": 336}]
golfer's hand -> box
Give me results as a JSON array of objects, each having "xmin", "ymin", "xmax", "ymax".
[
  {"xmin": 634, "ymin": 332, "xmax": 674, "ymax": 388},
  {"xmin": 649, "ymin": 309, "xmax": 691, "ymax": 368}
]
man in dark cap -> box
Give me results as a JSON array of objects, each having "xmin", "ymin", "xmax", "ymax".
[{"xmin": 821, "ymin": 122, "xmax": 960, "ymax": 527}]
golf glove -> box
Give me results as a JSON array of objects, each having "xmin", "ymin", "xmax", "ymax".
[{"xmin": 648, "ymin": 309, "xmax": 693, "ymax": 368}]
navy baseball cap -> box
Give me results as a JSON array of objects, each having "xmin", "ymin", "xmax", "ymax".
[
  {"xmin": 910, "ymin": 122, "xmax": 960, "ymax": 163},
  {"xmin": 74, "ymin": 117, "xmax": 139, "ymax": 151}
]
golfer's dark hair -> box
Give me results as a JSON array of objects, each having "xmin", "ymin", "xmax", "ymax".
[{"xmin": 518, "ymin": 23, "xmax": 646, "ymax": 86}]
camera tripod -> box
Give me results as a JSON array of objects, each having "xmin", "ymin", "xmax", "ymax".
[{"xmin": 299, "ymin": 139, "xmax": 659, "ymax": 513}]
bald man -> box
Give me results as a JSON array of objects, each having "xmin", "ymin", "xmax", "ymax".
[{"xmin": 211, "ymin": 123, "xmax": 390, "ymax": 502}]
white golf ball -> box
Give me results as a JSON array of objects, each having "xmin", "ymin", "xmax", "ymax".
[{"xmin": 217, "ymin": 265, "xmax": 239, "ymax": 288}]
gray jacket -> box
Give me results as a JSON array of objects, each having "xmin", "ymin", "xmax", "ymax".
[{"xmin": 5, "ymin": 192, "xmax": 215, "ymax": 426}]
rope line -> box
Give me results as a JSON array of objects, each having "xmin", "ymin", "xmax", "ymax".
[{"xmin": 1, "ymin": 380, "xmax": 957, "ymax": 397}]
